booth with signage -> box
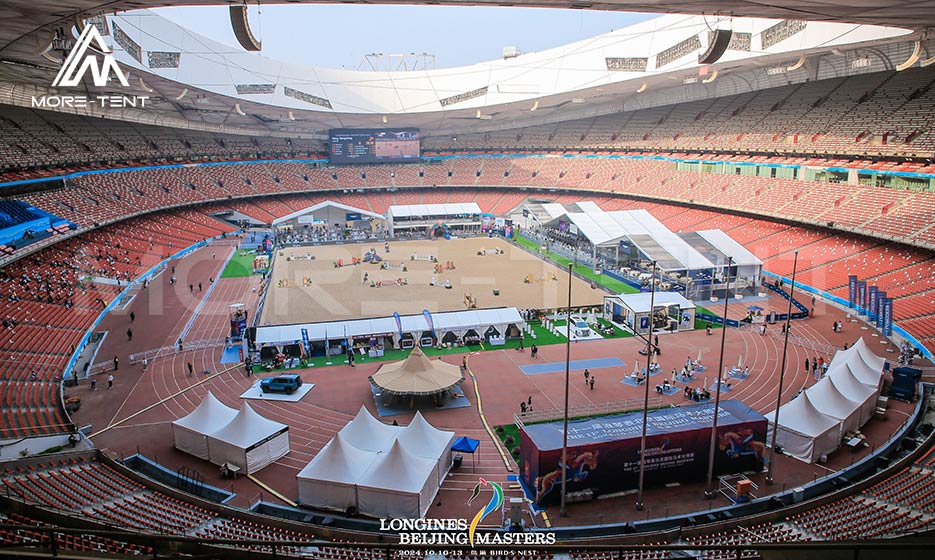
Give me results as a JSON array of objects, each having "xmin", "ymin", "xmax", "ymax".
[{"xmin": 603, "ymin": 292, "xmax": 696, "ymax": 335}]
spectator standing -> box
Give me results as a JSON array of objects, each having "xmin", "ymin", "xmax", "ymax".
[
  {"xmin": 187, "ymin": 362, "xmax": 193, "ymax": 377},
  {"xmin": 584, "ymin": 369, "xmax": 590, "ymax": 384},
  {"xmin": 91, "ymin": 378, "xmax": 97, "ymax": 391},
  {"xmin": 129, "ymin": 311, "xmax": 135, "ymax": 323},
  {"xmin": 113, "ymin": 356, "xmax": 119, "ymax": 370},
  {"xmin": 107, "ymin": 373, "xmax": 114, "ymax": 390},
  {"xmin": 126, "ymin": 328, "xmax": 132, "ymax": 341},
  {"xmin": 589, "ymin": 376, "xmax": 595, "ymax": 390}
]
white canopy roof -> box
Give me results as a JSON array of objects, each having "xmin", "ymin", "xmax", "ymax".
[
  {"xmin": 605, "ymin": 291, "xmax": 695, "ymax": 314},
  {"xmin": 694, "ymin": 230, "xmax": 764, "ymax": 267},
  {"xmin": 208, "ymin": 403, "xmax": 288, "ymax": 448},
  {"xmin": 338, "ymin": 406, "xmax": 403, "ymax": 452},
  {"xmin": 772, "ymin": 391, "xmax": 840, "ymax": 438},
  {"xmin": 805, "ymin": 377, "xmax": 862, "ymax": 435},
  {"xmin": 358, "ymin": 439, "xmax": 438, "ymax": 493},
  {"xmin": 396, "ymin": 411, "xmax": 457, "ymax": 458},
  {"xmin": 388, "ymin": 203, "xmax": 481, "ymax": 218},
  {"xmin": 172, "ymin": 391, "xmax": 237, "ymax": 433},
  {"xmin": 254, "ymin": 307, "xmax": 523, "ymax": 345},
  {"xmin": 830, "ymin": 338, "xmax": 884, "ymax": 389},
  {"xmin": 296, "ymin": 432, "xmax": 376, "ymax": 484},
  {"xmin": 272, "ymin": 201, "xmax": 385, "ymax": 225}
]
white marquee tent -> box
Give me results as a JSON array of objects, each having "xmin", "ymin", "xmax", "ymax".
[
  {"xmin": 804, "ymin": 377, "xmax": 863, "ymax": 439},
  {"xmin": 295, "ymin": 432, "xmax": 376, "ymax": 512},
  {"xmin": 356, "ymin": 440, "xmax": 439, "ymax": 519},
  {"xmin": 767, "ymin": 391, "xmax": 841, "ymax": 463},
  {"xmin": 827, "ymin": 364, "xmax": 879, "ymax": 425},
  {"xmin": 296, "ymin": 407, "xmax": 453, "ymax": 518},
  {"xmin": 206, "ymin": 403, "xmax": 290, "ymax": 474},
  {"xmin": 395, "ymin": 411, "xmax": 457, "ymax": 485},
  {"xmin": 172, "ymin": 392, "xmax": 238, "ymax": 460},
  {"xmin": 339, "ymin": 406, "xmax": 403, "ymax": 452},
  {"xmin": 834, "ymin": 338, "xmax": 885, "ymax": 390}
]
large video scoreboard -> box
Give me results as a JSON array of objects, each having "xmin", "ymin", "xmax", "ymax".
[{"xmin": 329, "ymin": 128, "xmax": 421, "ymax": 164}]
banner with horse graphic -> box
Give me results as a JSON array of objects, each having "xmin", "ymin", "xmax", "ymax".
[{"xmin": 519, "ymin": 400, "xmax": 767, "ymax": 505}]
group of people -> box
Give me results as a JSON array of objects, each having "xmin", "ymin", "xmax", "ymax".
[
  {"xmin": 805, "ymin": 355, "xmax": 828, "ymax": 381},
  {"xmin": 583, "ymin": 369, "xmax": 596, "ymax": 390},
  {"xmin": 684, "ymin": 386, "xmax": 711, "ymax": 401}
]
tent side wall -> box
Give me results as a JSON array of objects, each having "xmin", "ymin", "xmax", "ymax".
[
  {"xmin": 297, "ymin": 478, "xmax": 358, "ymax": 513},
  {"xmin": 356, "ymin": 486, "xmax": 423, "ymax": 519},
  {"xmin": 244, "ymin": 429, "xmax": 290, "ymax": 474},
  {"xmin": 172, "ymin": 424, "xmax": 210, "ymax": 460}
]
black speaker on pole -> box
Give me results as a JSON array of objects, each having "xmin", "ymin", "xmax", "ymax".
[{"xmin": 699, "ymin": 29, "xmax": 732, "ymax": 65}]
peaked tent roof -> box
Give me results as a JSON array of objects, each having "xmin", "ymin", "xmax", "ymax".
[
  {"xmin": 827, "ymin": 364, "xmax": 878, "ymax": 402},
  {"xmin": 358, "ymin": 439, "xmax": 438, "ymax": 493},
  {"xmin": 805, "ymin": 377, "xmax": 861, "ymax": 424},
  {"xmin": 338, "ymin": 405, "xmax": 403, "ymax": 452},
  {"xmin": 172, "ymin": 391, "xmax": 238, "ymax": 433},
  {"xmin": 849, "ymin": 337, "xmax": 887, "ymax": 373},
  {"xmin": 369, "ymin": 347, "xmax": 464, "ymax": 396},
  {"xmin": 772, "ymin": 391, "xmax": 840, "ymax": 438},
  {"xmin": 296, "ymin": 432, "xmax": 376, "ymax": 484},
  {"xmin": 396, "ymin": 411, "xmax": 457, "ymax": 457},
  {"xmin": 208, "ymin": 402, "xmax": 288, "ymax": 447}
]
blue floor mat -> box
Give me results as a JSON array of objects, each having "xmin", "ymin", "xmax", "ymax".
[
  {"xmin": 519, "ymin": 357, "xmax": 625, "ymax": 376},
  {"xmin": 220, "ymin": 347, "xmax": 241, "ymax": 364},
  {"xmin": 370, "ymin": 384, "xmax": 472, "ymax": 417}
]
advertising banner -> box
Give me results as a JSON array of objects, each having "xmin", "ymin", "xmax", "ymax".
[
  {"xmin": 882, "ymin": 298, "xmax": 894, "ymax": 336},
  {"xmin": 519, "ymin": 400, "xmax": 767, "ymax": 504},
  {"xmin": 848, "ymin": 276, "xmax": 858, "ymax": 308},
  {"xmin": 868, "ymin": 286, "xmax": 878, "ymax": 321},
  {"xmin": 875, "ymin": 291, "xmax": 887, "ymax": 329},
  {"xmin": 857, "ymin": 281, "xmax": 867, "ymax": 313}
]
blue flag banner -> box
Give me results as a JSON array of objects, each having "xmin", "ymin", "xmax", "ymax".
[
  {"xmin": 868, "ymin": 286, "xmax": 878, "ymax": 321},
  {"xmin": 876, "ymin": 292, "xmax": 887, "ymax": 329},
  {"xmin": 301, "ymin": 328, "xmax": 310, "ymax": 357},
  {"xmin": 882, "ymin": 298, "xmax": 894, "ymax": 337},
  {"xmin": 848, "ymin": 275, "xmax": 858, "ymax": 308},
  {"xmin": 857, "ymin": 281, "xmax": 867, "ymax": 314},
  {"xmin": 393, "ymin": 312, "xmax": 403, "ymax": 339},
  {"xmin": 423, "ymin": 309, "xmax": 436, "ymax": 338}
]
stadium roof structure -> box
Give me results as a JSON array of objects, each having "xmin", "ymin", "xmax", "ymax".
[{"xmin": 0, "ymin": 2, "xmax": 929, "ymax": 138}]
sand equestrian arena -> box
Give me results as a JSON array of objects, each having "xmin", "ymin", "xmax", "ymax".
[{"xmin": 260, "ymin": 237, "xmax": 605, "ymax": 325}]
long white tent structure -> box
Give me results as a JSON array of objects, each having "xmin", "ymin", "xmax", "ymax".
[
  {"xmin": 297, "ymin": 407, "xmax": 455, "ymax": 518},
  {"xmin": 769, "ymin": 338, "xmax": 884, "ymax": 463}
]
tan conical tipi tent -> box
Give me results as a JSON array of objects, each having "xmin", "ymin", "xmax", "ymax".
[{"xmin": 369, "ymin": 346, "xmax": 464, "ymax": 398}]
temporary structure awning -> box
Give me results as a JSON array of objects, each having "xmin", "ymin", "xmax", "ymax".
[
  {"xmin": 338, "ymin": 406, "xmax": 403, "ymax": 452},
  {"xmin": 206, "ymin": 403, "xmax": 290, "ymax": 474},
  {"xmin": 767, "ymin": 391, "xmax": 841, "ymax": 463},
  {"xmin": 296, "ymin": 432, "xmax": 376, "ymax": 511},
  {"xmin": 805, "ymin": 377, "xmax": 862, "ymax": 438},
  {"xmin": 827, "ymin": 364, "xmax": 879, "ymax": 425},
  {"xmin": 172, "ymin": 392, "xmax": 238, "ymax": 460},
  {"xmin": 356, "ymin": 439, "xmax": 439, "ymax": 519},
  {"xmin": 396, "ymin": 411, "xmax": 457, "ymax": 484},
  {"xmin": 369, "ymin": 347, "xmax": 464, "ymax": 397}
]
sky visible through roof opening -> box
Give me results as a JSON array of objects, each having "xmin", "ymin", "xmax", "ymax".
[{"xmin": 154, "ymin": 5, "xmax": 652, "ymax": 70}]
